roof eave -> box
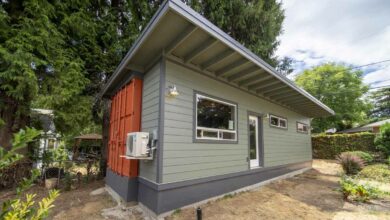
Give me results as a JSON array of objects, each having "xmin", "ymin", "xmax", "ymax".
[{"xmin": 100, "ymin": 0, "xmax": 335, "ymax": 117}]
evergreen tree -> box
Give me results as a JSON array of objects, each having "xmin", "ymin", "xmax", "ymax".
[
  {"xmin": 1, "ymin": 0, "xmax": 286, "ymax": 148},
  {"xmin": 369, "ymin": 87, "xmax": 390, "ymax": 120},
  {"xmin": 187, "ymin": 0, "xmax": 285, "ymax": 66},
  {"xmin": 0, "ymin": 0, "xmax": 87, "ymax": 149}
]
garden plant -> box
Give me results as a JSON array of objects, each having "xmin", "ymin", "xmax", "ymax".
[{"xmin": 0, "ymin": 127, "xmax": 59, "ymax": 219}]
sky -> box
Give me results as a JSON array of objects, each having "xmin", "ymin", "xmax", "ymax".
[{"xmin": 276, "ymin": 0, "xmax": 390, "ymax": 88}]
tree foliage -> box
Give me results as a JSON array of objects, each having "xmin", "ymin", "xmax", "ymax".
[
  {"xmin": 375, "ymin": 123, "xmax": 390, "ymax": 156},
  {"xmin": 295, "ymin": 63, "xmax": 371, "ymax": 132},
  {"xmin": 368, "ymin": 87, "xmax": 390, "ymax": 120},
  {"xmin": 1, "ymin": 0, "xmax": 287, "ymax": 147},
  {"xmin": 187, "ymin": 0, "xmax": 285, "ymax": 66}
]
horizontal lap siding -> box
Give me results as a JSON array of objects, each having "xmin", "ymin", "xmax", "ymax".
[
  {"xmin": 162, "ymin": 60, "xmax": 311, "ymax": 183},
  {"xmin": 139, "ymin": 63, "xmax": 160, "ymax": 182}
]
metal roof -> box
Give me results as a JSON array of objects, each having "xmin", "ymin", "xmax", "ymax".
[
  {"xmin": 74, "ymin": 133, "xmax": 102, "ymax": 140},
  {"xmin": 101, "ymin": 0, "xmax": 335, "ymax": 118},
  {"xmin": 362, "ymin": 119, "xmax": 390, "ymax": 128},
  {"xmin": 338, "ymin": 119, "xmax": 390, "ymax": 133}
]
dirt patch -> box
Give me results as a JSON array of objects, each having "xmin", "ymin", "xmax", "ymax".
[
  {"xmin": 167, "ymin": 160, "xmax": 390, "ymax": 220},
  {"xmin": 312, "ymin": 159, "xmax": 342, "ymax": 175},
  {"xmin": 0, "ymin": 180, "xmax": 117, "ymax": 220},
  {"xmin": 50, "ymin": 181, "xmax": 117, "ymax": 220},
  {"xmin": 1, "ymin": 160, "xmax": 389, "ymax": 220}
]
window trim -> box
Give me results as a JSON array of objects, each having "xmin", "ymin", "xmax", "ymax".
[
  {"xmin": 296, "ymin": 122, "xmax": 309, "ymax": 134},
  {"xmin": 193, "ymin": 91, "xmax": 238, "ymax": 143},
  {"xmin": 269, "ymin": 114, "xmax": 288, "ymax": 129}
]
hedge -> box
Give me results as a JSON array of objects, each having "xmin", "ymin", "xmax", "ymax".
[{"xmin": 312, "ymin": 132, "xmax": 376, "ymax": 159}]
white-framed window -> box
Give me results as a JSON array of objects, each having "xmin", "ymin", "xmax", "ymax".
[
  {"xmin": 269, "ymin": 114, "xmax": 287, "ymax": 129},
  {"xmin": 297, "ymin": 122, "xmax": 309, "ymax": 133},
  {"xmin": 195, "ymin": 93, "xmax": 237, "ymax": 141}
]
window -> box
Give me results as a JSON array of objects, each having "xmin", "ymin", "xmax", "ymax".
[
  {"xmin": 297, "ymin": 122, "xmax": 309, "ymax": 133},
  {"xmin": 195, "ymin": 94, "xmax": 237, "ymax": 141},
  {"xmin": 269, "ymin": 114, "xmax": 287, "ymax": 129}
]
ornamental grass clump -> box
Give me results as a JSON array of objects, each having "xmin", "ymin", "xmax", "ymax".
[
  {"xmin": 337, "ymin": 152, "xmax": 365, "ymax": 175},
  {"xmin": 347, "ymin": 151, "xmax": 374, "ymax": 164}
]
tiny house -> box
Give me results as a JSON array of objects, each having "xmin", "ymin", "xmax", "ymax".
[{"xmin": 100, "ymin": 0, "xmax": 334, "ymax": 217}]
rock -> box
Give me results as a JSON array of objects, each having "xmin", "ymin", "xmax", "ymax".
[
  {"xmin": 90, "ymin": 187, "xmax": 106, "ymax": 196},
  {"xmin": 45, "ymin": 178, "xmax": 58, "ymax": 189}
]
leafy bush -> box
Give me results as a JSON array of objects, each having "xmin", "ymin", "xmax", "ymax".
[
  {"xmin": 312, "ymin": 133, "xmax": 376, "ymax": 159},
  {"xmin": 0, "ymin": 128, "xmax": 59, "ymax": 219},
  {"xmin": 337, "ymin": 152, "xmax": 365, "ymax": 175},
  {"xmin": 0, "ymin": 127, "xmax": 41, "ymax": 170},
  {"xmin": 358, "ymin": 164, "xmax": 390, "ymax": 183},
  {"xmin": 1, "ymin": 190, "xmax": 59, "ymax": 219},
  {"xmin": 375, "ymin": 123, "xmax": 390, "ymax": 156},
  {"xmin": 346, "ymin": 151, "xmax": 374, "ymax": 163},
  {"xmin": 339, "ymin": 176, "xmax": 379, "ymax": 202}
]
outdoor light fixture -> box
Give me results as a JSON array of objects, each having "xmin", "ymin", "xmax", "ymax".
[{"xmin": 168, "ymin": 85, "xmax": 179, "ymax": 97}]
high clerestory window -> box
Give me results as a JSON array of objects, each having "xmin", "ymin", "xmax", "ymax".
[
  {"xmin": 297, "ymin": 122, "xmax": 309, "ymax": 134},
  {"xmin": 269, "ymin": 114, "xmax": 287, "ymax": 129}
]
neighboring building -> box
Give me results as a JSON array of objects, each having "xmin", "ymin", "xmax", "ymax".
[
  {"xmin": 31, "ymin": 108, "xmax": 60, "ymax": 168},
  {"xmin": 338, "ymin": 119, "xmax": 390, "ymax": 134},
  {"xmin": 100, "ymin": 0, "xmax": 334, "ymax": 217}
]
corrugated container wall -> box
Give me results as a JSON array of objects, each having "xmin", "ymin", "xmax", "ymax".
[{"xmin": 108, "ymin": 78, "xmax": 143, "ymax": 177}]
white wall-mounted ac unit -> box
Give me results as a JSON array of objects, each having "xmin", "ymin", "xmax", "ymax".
[{"xmin": 126, "ymin": 132, "xmax": 150, "ymax": 157}]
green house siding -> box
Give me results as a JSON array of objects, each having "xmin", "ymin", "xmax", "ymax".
[
  {"xmin": 139, "ymin": 62, "xmax": 160, "ymax": 182},
  {"xmin": 162, "ymin": 60, "xmax": 311, "ymax": 183}
]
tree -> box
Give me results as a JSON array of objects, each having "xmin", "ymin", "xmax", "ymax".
[
  {"xmin": 368, "ymin": 87, "xmax": 390, "ymax": 120},
  {"xmin": 276, "ymin": 57, "xmax": 295, "ymax": 76},
  {"xmin": 187, "ymin": 0, "xmax": 285, "ymax": 66},
  {"xmin": 1, "ymin": 0, "xmax": 287, "ymax": 150},
  {"xmin": 375, "ymin": 123, "xmax": 390, "ymax": 156},
  {"xmin": 295, "ymin": 63, "xmax": 371, "ymax": 133},
  {"xmin": 0, "ymin": 1, "xmax": 87, "ymax": 149}
]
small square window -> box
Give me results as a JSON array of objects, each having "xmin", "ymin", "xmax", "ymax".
[
  {"xmin": 279, "ymin": 119, "xmax": 287, "ymax": 128},
  {"xmin": 270, "ymin": 117, "xmax": 278, "ymax": 126},
  {"xmin": 297, "ymin": 122, "xmax": 309, "ymax": 134}
]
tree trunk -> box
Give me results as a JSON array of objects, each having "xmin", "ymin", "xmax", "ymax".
[
  {"xmin": 100, "ymin": 98, "xmax": 110, "ymax": 177},
  {"xmin": 0, "ymin": 95, "xmax": 27, "ymax": 150}
]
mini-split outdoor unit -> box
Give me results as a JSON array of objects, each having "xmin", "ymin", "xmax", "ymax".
[{"xmin": 126, "ymin": 132, "xmax": 150, "ymax": 158}]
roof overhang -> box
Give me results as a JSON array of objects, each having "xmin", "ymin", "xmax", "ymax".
[{"xmin": 101, "ymin": 0, "xmax": 334, "ymax": 118}]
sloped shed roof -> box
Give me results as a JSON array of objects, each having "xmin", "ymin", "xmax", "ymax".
[{"xmin": 101, "ymin": 0, "xmax": 334, "ymax": 118}]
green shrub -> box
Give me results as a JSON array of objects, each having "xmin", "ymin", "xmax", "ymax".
[
  {"xmin": 346, "ymin": 151, "xmax": 374, "ymax": 163},
  {"xmin": 1, "ymin": 190, "xmax": 59, "ymax": 219},
  {"xmin": 359, "ymin": 164, "xmax": 390, "ymax": 183},
  {"xmin": 312, "ymin": 133, "xmax": 376, "ymax": 159},
  {"xmin": 0, "ymin": 128, "xmax": 59, "ymax": 219},
  {"xmin": 339, "ymin": 176, "xmax": 379, "ymax": 202},
  {"xmin": 337, "ymin": 152, "xmax": 365, "ymax": 175},
  {"xmin": 375, "ymin": 123, "xmax": 390, "ymax": 156}
]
